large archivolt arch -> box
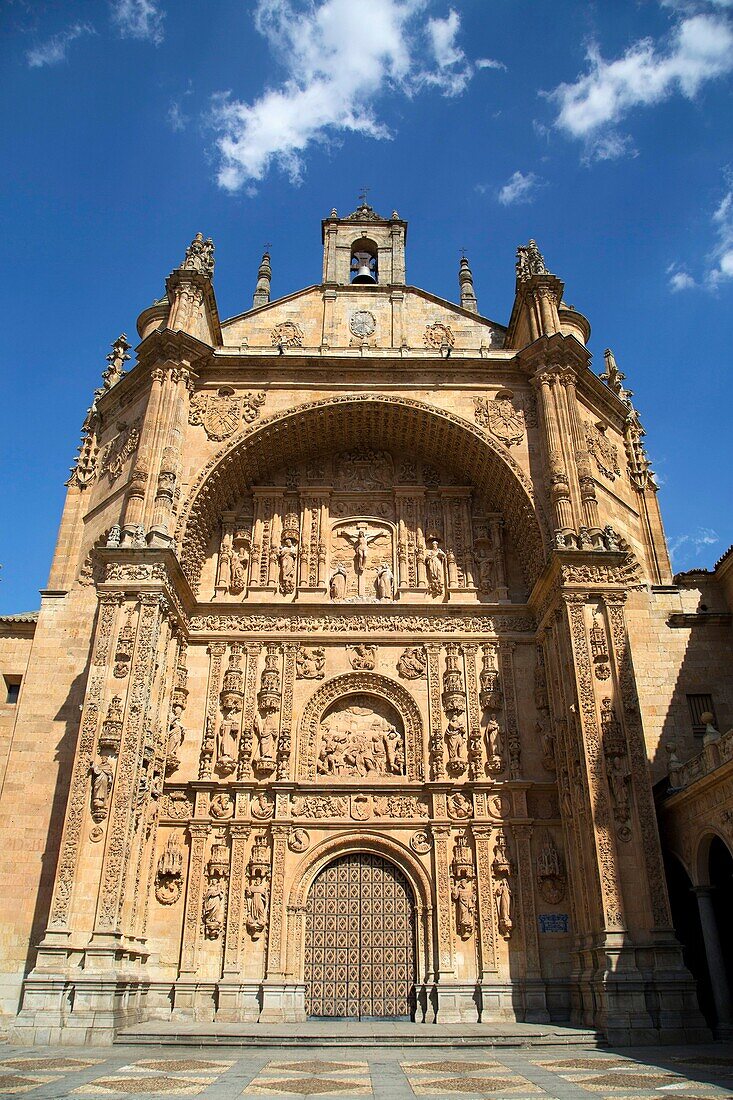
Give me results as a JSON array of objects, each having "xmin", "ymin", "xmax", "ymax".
[
  {"xmin": 297, "ymin": 671, "xmax": 424, "ymax": 781},
  {"xmin": 175, "ymin": 393, "xmax": 548, "ymax": 594}
]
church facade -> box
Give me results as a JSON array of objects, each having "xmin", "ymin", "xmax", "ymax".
[{"xmin": 1, "ymin": 202, "xmax": 731, "ymax": 1045}]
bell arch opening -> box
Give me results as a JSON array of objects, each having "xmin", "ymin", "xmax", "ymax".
[{"xmin": 176, "ymin": 395, "xmax": 547, "ymax": 597}]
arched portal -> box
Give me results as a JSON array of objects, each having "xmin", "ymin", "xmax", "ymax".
[
  {"xmin": 175, "ymin": 394, "xmax": 547, "ymax": 595},
  {"xmin": 303, "ymin": 851, "xmax": 417, "ymax": 1019}
]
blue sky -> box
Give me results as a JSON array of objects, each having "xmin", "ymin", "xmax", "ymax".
[{"xmin": 1, "ymin": 0, "xmax": 732, "ymax": 613}]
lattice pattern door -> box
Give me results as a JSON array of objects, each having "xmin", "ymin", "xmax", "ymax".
[{"xmin": 304, "ymin": 852, "xmax": 416, "ymax": 1019}]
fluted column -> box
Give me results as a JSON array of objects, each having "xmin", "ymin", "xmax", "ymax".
[
  {"xmin": 150, "ymin": 364, "xmax": 193, "ymax": 545},
  {"xmin": 121, "ymin": 368, "xmax": 165, "ymax": 544},
  {"xmin": 534, "ymin": 372, "xmax": 573, "ymax": 535}
]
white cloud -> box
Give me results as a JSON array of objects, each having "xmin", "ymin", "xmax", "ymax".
[
  {"xmin": 167, "ymin": 102, "xmax": 188, "ymax": 132},
  {"xmin": 667, "ymin": 173, "xmax": 733, "ymax": 290},
  {"xmin": 497, "ymin": 170, "xmax": 544, "ymax": 206},
  {"xmin": 211, "ymin": 0, "xmax": 496, "ymax": 192},
  {"xmin": 547, "ymin": 13, "xmax": 733, "ymax": 159},
  {"xmin": 26, "ymin": 22, "xmax": 94, "ymax": 68},
  {"xmin": 669, "ymin": 527, "xmax": 719, "ymax": 565},
  {"xmin": 476, "ymin": 57, "xmax": 506, "ymax": 71},
  {"xmin": 667, "ymin": 265, "xmax": 697, "ymax": 291},
  {"xmin": 111, "ymin": 0, "xmax": 165, "ymax": 45}
]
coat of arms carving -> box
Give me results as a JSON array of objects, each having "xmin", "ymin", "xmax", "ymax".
[
  {"xmin": 100, "ymin": 419, "xmax": 141, "ymax": 481},
  {"xmin": 584, "ymin": 422, "xmax": 620, "ymax": 480},
  {"xmin": 424, "ymin": 322, "xmax": 455, "ymax": 349},
  {"xmin": 474, "ymin": 394, "xmax": 525, "ymax": 447},
  {"xmin": 189, "ymin": 388, "xmax": 265, "ymax": 441},
  {"xmin": 271, "ymin": 321, "xmax": 303, "ymax": 348}
]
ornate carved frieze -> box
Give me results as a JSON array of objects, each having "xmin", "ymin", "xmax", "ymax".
[{"xmin": 191, "ymin": 610, "xmax": 534, "ymax": 636}]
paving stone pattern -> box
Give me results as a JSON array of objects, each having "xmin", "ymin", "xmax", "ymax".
[{"xmin": 0, "ymin": 1044, "xmax": 732, "ymax": 1099}]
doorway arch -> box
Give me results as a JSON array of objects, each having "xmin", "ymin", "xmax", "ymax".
[{"xmin": 303, "ymin": 851, "xmax": 417, "ymax": 1019}]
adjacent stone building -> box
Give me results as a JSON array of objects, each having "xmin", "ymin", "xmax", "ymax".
[{"xmin": 0, "ymin": 202, "xmax": 731, "ymax": 1045}]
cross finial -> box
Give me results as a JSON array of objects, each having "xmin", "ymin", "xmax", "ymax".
[
  {"xmin": 460, "ymin": 247, "xmax": 468, "ymax": 260},
  {"xmin": 358, "ymin": 186, "xmax": 370, "ymax": 205},
  {"xmin": 263, "ymin": 241, "xmax": 272, "ymax": 252}
]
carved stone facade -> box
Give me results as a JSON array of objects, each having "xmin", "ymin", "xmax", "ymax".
[{"xmin": 0, "ymin": 203, "xmax": 724, "ymax": 1046}]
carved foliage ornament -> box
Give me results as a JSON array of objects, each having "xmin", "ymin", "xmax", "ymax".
[
  {"xmin": 474, "ymin": 395, "xmax": 525, "ymax": 447},
  {"xmin": 189, "ymin": 389, "xmax": 266, "ymax": 441}
]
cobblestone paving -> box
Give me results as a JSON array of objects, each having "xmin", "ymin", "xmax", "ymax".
[{"xmin": 0, "ymin": 1043, "xmax": 731, "ymax": 1099}]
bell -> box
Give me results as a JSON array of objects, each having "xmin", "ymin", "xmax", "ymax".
[{"xmin": 351, "ymin": 252, "xmax": 377, "ymax": 284}]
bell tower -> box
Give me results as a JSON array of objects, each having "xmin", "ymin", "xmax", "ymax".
[{"xmin": 321, "ymin": 199, "xmax": 407, "ymax": 286}]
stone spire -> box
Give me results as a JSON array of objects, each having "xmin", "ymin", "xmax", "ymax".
[
  {"xmin": 601, "ymin": 348, "xmax": 656, "ymax": 491},
  {"xmin": 101, "ymin": 334, "xmax": 131, "ymax": 392},
  {"xmin": 180, "ymin": 231, "xmax": 215, "ymax": 279},
  {"xmin": 515, "ymin": 239, "xmax": 547, "ymax": 284},
  {"xmin": 458, "ymin": 255, "xmax": 478, "ymax": 313},
  {"xmin": 600, "ymin": 348, "xmax": 632, "ymax": 405},
  {"xmin": 252, "ymin": 250, "xmax": 271, "ymax": 309}
]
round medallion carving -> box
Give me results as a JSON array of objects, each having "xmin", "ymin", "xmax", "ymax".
[
  {"xmin": 349, "ymin": 310, "xmax": 376, "ymax": 339},
  {"xmin": 288, "ymin": 828, "xmax": 310, "ymax": 853},
  {"xmin": 410, "ymin": 830, "xmax": 432, "ymax": 855},
  {"xmin": 424, "ymin": 322, "xmax": 455, "ymax": 349}
]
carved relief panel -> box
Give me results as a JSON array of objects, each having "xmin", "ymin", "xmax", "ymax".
[{"xmin": 316, "ymin": 695, "xmax": 405, "ymax": 779}]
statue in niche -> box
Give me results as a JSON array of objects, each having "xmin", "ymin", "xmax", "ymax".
[
  {"xmin": 329, "ymin": 564, "xmax": 347, "ymax": 600},
  {"xmin": 375, "ymin": 563, "xmax": 394, "ymax": 600},
  {"xmin": 452, "ymin": 877, "xmax": 477, "ymax": 939},
  {"xmin": 277, "ymin": 538, "xmax": 298, "ymax": 594},
  {"xmin": 474, "ymin": 548, "xmax": 496, "ymax": 594},
  {"xmin": 339, "ymin": 524, "xmax": 388, "ymax": 596},
  {"xmin": 445, "ymin": 715, "xmax": 468, "ymax": 777},
  {"xmin": 607, "ymin": 754, "xmax": 632, "ymax": 825},
  {"xmin": 216, "ymin": 708, "xmax": 239, "ymax": 774},
  {"xmin": 539, "ymin": 722, "xmax": 556, "ymax": 772},
  {"xmin": 254, "ymin": 711, "xmax": 278, "ymax": 770},
  {"xmin": 485, "ymin": 717, "xmax": 504, "ymax": 774},
  {"xmin": 166, "ymin": 703, "xmax": 185, "ymax": 773},
  {"xmin": 424, "ymin": 539, "xmax": 447, "ymax": 596},
  {"xmin": 347, "ymin": 643, "xmax": 376, "ymax": 671},
  {"xmin": 495, "ymin": 876, "xmax": 513, "ymax": 939},
  {"xmin": 317, "ymin": 702, "xmax": 404, "ymax": 778},
  {"xmin": 245, "ymin": 879, "xmax": 269, "ymax": 937},
  {"xmin": 202, "ymin": 880, "xmax": 226, "ymax": 939},
  {"xmin": 90, "ymin": 756, "xmax": 114, "ymax": 822}
]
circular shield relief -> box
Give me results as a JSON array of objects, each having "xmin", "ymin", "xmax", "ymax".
[{"xmin": 350, "ymin": 310, "xmax": 376, "ymax": 339}]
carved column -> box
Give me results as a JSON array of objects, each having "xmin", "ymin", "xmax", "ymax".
[
  {"xmin": 472, "ymin": 826, "xmax": 498, "ymax": 979},
  {"xmin": 150, "ymin": 364, "xmax": 193, "ymax": 545},
  {"xmin": 561, "ymin": 372, "xmax": 601, "ymax": 534},
  {"xmin": 534, "ymin": 371, "xmax": 573, "ymax": 536},
  {"xmin": 425, "ymin": 644, "xmax": 444, "ymax": 780},
  {"xmin": 693, "ymin": 887, "xmax": 733, "ymax": 1036},
  {"xmin": 299, "ymin": 493, "xmax": 329, "ymax": 595},
  {"xmin": 514, "ymin": 824, "xmax": 549, "ymax": 1021},
  {"xmin": 222, "ymin": 824, "xmax": 251, "ymax": 977},
  {"xmin": 43, "ymin": 593, "xmax": 120, "ymax": 940},
  {"xmin": 464, "ymin": 645, "xmax": 483, "ymax": 781},
  {"xmin": 177, "ymin": 823, "xmax": 211, "ymax": 981},
  {"xmin": 498, "ymin": 642, "xmax": 521, "ymax": 779},
  {"xmin": 200, "ymin": 643, "xmax": 226, "ymax": 780},
  {"xmin": 395, "ymin": 490, "xmax": 425, "ymax": 592},
  {"xmin": 489, "ymin": 518, "xmax": 508, "ymax": 600},
  {"xmin": 251, "ymin": 491, "xmax": 282, "ymax": 593},
  {"xmin": 90, "ymin": 593, "xmax": 163, "ymax": 945},
  {"xmin": 277, "ymin": 643, "xmax": 298, "ymax": 780},
  {"xmin": 432, "ymin": 825, "xmax": 455, "ymax": 977},
  {"xmin": 121, "ymin": 368, "xmax": 165, "ymax": 545}
]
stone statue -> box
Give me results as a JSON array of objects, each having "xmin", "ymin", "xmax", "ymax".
[
  {"xmin": 445, "ymin": 716, "xmax": 467, "ymax": 776},
  {"xmin": 254, "ymin": 711, "xmax": 278, "ymax": 766},
  {"xmin": 246, "ymin": 879, "xmax": 269, "ymax": 937},
  {"xmin": 90, "ymin": 757, "xmax": 114, "ymax": 822},
  {"xmin": 202, "ymin": 880, "xmax": 225, "ymax": 938},
  {"xmin": 296, "ymin": 647, "xmax": 325, "ymax": 679},
  {"xmin": 106, "ymin": 524, "xmax": 121, "ymax": 548},
  {"xmin": 474, "ymin": 549, "xmax": 495, "ymax": 594},
  {"xmin": 495, "ymin": 876, "xmax": 513, "ymax": 938},
  {"xmin": 216, "ymin": 711, "xmax": 239, "ymax": 773},
  {"xmin": 375, "ymin": 563, "xmax": 394, "ymax": 600},
  {"xmin": 166, "ymin": 704, "xmax": 185, "ymax": 758},
  {"xmin": 424, "ymin": 539, "xmax": 447, "ymax": 596},
  {"xmin": 329, "ymin": 564, "xmax": 347, "ymax": 599},
  {"xmin": 277, "ymin": 538, "xmax": 297, "ymax": 594},
  {"xmin": 452, "ymin": 877, "xmax": 476, "ymax": 938},
  {"xmin": 607, "ymin": 754, "xmax": 631, "ymax": 824},
  {"xmin": 339, "ymin": 525, "xmax": 387, "ymax": 592},
  {"xmin": 485, "ymin": 717, "xmax": 504, "ymax": 773}
]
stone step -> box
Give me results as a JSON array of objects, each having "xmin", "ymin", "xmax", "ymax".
[{"xmin": 117, "ymin": 1021, "xmax": 605, "ymax": 1048}]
